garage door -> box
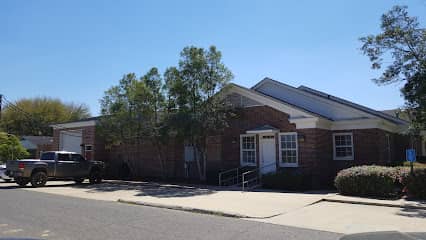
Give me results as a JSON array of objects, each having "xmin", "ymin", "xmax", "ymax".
[{"xmin": 59, "ymin": 130, "xmax": 83, "ymax": 154}]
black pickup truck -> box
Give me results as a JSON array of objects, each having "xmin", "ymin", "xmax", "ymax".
[{"xmin": 6, "ymin": 151, "xmax": 105, "ymax": 187}]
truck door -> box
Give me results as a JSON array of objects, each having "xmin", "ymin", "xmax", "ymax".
[
  {"xmin": 56, "ymin": 153, "xmax": 78, "ymax": 177},
  {"xmin": 71, "ymin": 154, "xmax": 90, "ymax": 177}
]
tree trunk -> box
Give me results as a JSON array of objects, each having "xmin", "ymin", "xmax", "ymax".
[{"xmin": 154, "ymin": 138, "xmax": 167, "ymax": 180}]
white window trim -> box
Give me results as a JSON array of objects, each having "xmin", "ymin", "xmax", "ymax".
[
  {"xmin": 279, "ymin": 132, "xmax": 298, "ymax": 167},
  {"xmin": 84, "ymin": 144, "xmax": 93, "ymax": 152},
  {"xmin": 240, "ymin": 134, "xmax": 257, "ymax": 166},
  {"xmin": 333, "ymin": 132, "xmax": 354, "ymax": 160}
]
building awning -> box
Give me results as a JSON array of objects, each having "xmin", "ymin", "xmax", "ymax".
[{"xmin": 246, "ymin": 124, "xmax": 279, "ymax": 134}]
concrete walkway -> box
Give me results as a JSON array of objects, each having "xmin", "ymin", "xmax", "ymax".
[
  {"xmin": 255, "ymin": 201, "xmax": 426, "ymax": 234},
  {"xmin": 12, "ymin": 180, "xmax": 328, "ymax": 218},
  {"xmin": 323, "ymin": 194, "xmax": 426, "ymax": 210}
]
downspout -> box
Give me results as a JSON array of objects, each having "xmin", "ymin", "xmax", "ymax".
[{"xmin": 386, "ymin": 134, "xmax": 391, "ymax": 164}]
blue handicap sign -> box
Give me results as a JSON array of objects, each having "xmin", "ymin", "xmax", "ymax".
[{"xmin": 406, "ymin": 149, "xmax": 416, "ymax": 162}]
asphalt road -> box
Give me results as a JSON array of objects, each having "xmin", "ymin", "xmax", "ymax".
[{"xmin": 0, "ymin": 186, "xmax": 342, "ymax": 240}]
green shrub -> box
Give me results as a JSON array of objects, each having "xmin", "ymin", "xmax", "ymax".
[
  {"xmin": 399, "ymin": 167, "xmax": 426, "ymax": 199},
  {"xmin": 334, "ymin": 165, "xmax": 400, "ymax": 198},
  {"xmin": 262, "ymin": 170, "xmax": 312, "ymax": 191}
]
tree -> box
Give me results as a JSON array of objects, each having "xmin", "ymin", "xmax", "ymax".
[
  {"xmin": 0, "ymin": 132, "xmax": 29, "ymax": 162},
  {"xmin": 164, "ymin": 46, "xmax": 234, "ymax": 180},
  {"xmin": 98, "ymin": 69, "xmax": 169, "ymax": 178},
  {"xmin": 360, "ymin": 5, "xmax": 426, "ymax": 128},
  {"xmin": 0, "ymin": 97, "xmax": 91, "ymax": 136},
  {"xmin": 99, "ymin": 46, "xmax": 234, "ymax": 181}
]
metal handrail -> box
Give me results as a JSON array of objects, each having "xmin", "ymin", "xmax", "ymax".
[
  {"xmin": 242, "ymin": 169, "xmax": 258, "ymax": 191},
  {"xmin": 218, "ymin": 167, "xmax": 239, "ymax": 186},
  {"xmin": 241, "ymin": 162, "xmax": 277, "ymax": 191}
]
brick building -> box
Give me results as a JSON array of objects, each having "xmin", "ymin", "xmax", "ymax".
[
  {"xmin": 20, "ymin": 136, "xmax": 55, "ymax": 158},
  {"xmin": 51, "ymin": 78, "xmax": 425, "ymax": 185}
]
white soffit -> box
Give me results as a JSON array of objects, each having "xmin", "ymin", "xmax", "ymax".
[
  {"xmin": 51, "ymin": 120, "xmax": 96, "ymax": 129},
  {"xmin": 227, "ymin": 84, "xmax": 315, "ymax": 119}
]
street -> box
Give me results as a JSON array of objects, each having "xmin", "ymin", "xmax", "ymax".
[{"xmin": 0, "ymin": 186, "xmax": 341, "ymax": 240}]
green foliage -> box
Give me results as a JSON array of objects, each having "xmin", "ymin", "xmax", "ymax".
[
  {"xmin": 98, "ymin": 69, "xmax": 170, "ymax": 178},
  {"xmin": 98, "ymin": 69, "xmax": 167, "ymax": 145},
  {"xmin": 98, "ymin": 46, "xmax": 234, "ymax": 180},
  {"xmin": 334, "ymin": 165, "xmax": 400, "ymax": 198},
  {"xmin": 262, "ymin": 170, "xmax": 312, "ymax": 191},
  {"xmin": 0, "ymin": 132, "xmax": 29, "ymax": 162},
  {"xmin": 398, "ymin": 166, "xmax": 426, "ymax": 199},
  {"xmin": 360, "ymin": 5, "xmax": 426, "ymax": 128},
  {"xmin": 164, "ymin": 46, "xmax": 234, "ymax": 180},
  {"xmin": 0, "ymin": 97, "xmax": 90, "ymax": 136}
]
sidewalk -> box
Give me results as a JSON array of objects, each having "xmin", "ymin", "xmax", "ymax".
[
  {"xmin": 20, "ymin": 180, "xmax": 328, "ymax": 218},
  {"xmin": 322, "ymin": 194, "xmax": 426, "ymax": 210}
]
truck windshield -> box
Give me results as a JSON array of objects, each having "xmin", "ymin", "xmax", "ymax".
[{"xmin": 40, "ymin": 152, "xmax": 55, "ymax": 160}]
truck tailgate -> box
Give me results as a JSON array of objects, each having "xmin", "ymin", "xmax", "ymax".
[{"xmin": 6, "ymin": 160, "xmax": 20, "ymax": 172}]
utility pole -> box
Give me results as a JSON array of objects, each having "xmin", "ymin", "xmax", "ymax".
[{"xmin": 0, "ymin": 94, "xmax": 2, "ymax": 121}]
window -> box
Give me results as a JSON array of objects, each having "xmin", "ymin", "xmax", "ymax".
[
  {"xmin": 240, "ymin": 134, "xmax": 256, "ymax": 166},
  {"xmin": 85, "ymin": 145, "xmax": 93, "ymax": 151},
  {"xmin": 71, "ymin": 154, "xmax": 86, "ymax": 162},
  {"xmin": 58, "ymin": 153, "xmax": 71, "ymax": 162},
  {"xmin": 333, "ymin": 133, "xmax": 354, "ymax": 160},
  {"xmin": 279, "ymin": 132, "xmax": 298, "ymax": 167},
  {"xmin": 184, "ymin": 145, "xmax": 200, "ymax": 162},
  {"xmin": 40, "ymin": 152, "xmax": 55, "ymax": 160}
]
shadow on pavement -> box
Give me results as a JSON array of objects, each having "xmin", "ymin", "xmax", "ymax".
[
  {"xmin": 0, "ymin": 180, "xmax": 333, "ymax": 198},
  {"xmin": 397, "ymin": 206, "xmax": 426, "ymax": 219},
  {"xmin": 73, "ymin": 181, "xmax": 216, "ymax": 198},
  {"xmin": 340, "ymin": 231, "xmax": 426, "ymax": 240},
  {"xmin": 0, "ymin": 180, "xmax": 217, "ymax": 198}
]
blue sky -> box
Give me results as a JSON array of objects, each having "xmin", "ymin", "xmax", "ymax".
[{"xmin": 1, "ymin": 0, "xmax": 425, "ymax": 115}]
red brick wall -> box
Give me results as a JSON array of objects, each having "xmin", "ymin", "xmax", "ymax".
[
  {"xmin": 103, "ymin": 138, "xmax": 184, "ymax": 180},
  {"xmin": 220, "ymin": 106, "xmax": 296, "ymax": 171},
  {"xmin": 51, "ymin": 106, "xmax": 413, "ymax": 185}
]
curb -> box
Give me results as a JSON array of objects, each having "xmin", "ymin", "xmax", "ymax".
[
  {"xmin": 117, "ymin": 199, "xmax": 249, "ymax": 218},
  {"xmin": 322, "ymin": 198, "xmax": 426, "ymax": 210}
]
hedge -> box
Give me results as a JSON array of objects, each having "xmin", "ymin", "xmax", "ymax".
[
  {"xmin": 262, "ymin": 170, "xmax": 312, "ymax": 191},
  {"xmin": 399, "ymin": 167, "xmax": 426, "ymax": 199},
  {"xmin": 334, "ymin": 165, "xmax": 400, "ymax": 198}
]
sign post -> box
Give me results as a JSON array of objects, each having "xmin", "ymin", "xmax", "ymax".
[{"xmin": 406, "ymin": 149, "xmax": 416, "ymax": 175}]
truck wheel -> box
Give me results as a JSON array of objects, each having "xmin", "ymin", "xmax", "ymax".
[
  {"xmin": 15, "ymin": 177, "xmax": 30, "ymax": 187},
  {"xmin": 74, "ymin": 178, "xmax": 84, "ymax": 184},
  {"xmin": 31, "ymin": 171, "xmax": 47, "ymax": 188},
  {"xmin": 89, "ymin": 171, "xmax": 102, "ymax": 184}
]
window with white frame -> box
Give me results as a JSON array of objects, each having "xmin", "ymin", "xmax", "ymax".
[
  {"xmin": 333, "ymin": 133, "xmax": 354, "ymax": 160},
  {"xmin": 279, "ymin": 132, "xmax": 298, "ymax": 167},
  {"xmin": 240, "ymin": 134, "xmax": 256, "ymax": 166}
]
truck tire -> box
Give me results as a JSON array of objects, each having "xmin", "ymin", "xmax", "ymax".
[
  {"xmin": 89, "ymin": 170, "xmax": 102, "ymax": 184},
  {"xmin": 74, "ymin": 178, "xmax": 84, "ymax": 184},
  {"xmin": 15, "ymin": 177, "xmax": 30, "ymax": 187},
  {"xmin": 30, "ymin": 171, "xmax": 47, "ymax": 187}
]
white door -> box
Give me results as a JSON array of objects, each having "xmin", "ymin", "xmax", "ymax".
[
  {"xmin": 260, "ymin": 135, "xmax": 277, "ymax": 174},
  {"xmin": 59, "ymin": 130, "xmax": 83, "ymax": 154}
]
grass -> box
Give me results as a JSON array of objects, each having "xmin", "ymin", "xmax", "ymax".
[{"xmin": 402, "ymin": 161, "xmax": 426, "ymax": 168}]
